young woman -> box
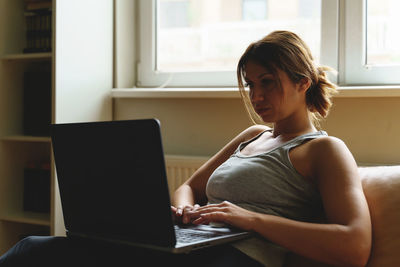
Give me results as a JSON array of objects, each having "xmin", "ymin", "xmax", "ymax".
[
  {"xmin": 171, "ymin": 30, "xmax": 371, "ymax": 267},
  {"xmin": 0, "ymin": 31, "xmax": 371, "ymax": 267}
]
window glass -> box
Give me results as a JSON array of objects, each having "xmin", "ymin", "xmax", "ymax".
[
  {"xmin": 157, "ymin": 0, "xmax": 321, "ymax": 72},
  {"xmin": 367, "ymin": 0, "xmax": 400, "ymax": 65},
  {"xmin": 242, "ymin": 0, "xmax": 268, "ymax": 21}
]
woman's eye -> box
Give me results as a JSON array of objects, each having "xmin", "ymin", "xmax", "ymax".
[{"xmin": 261, "ymin": 79, "xmax": 273, "ymax": 86}]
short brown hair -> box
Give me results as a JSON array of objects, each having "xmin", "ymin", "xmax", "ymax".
[{"xmin": 237, "ymin": 30, "xmax": 337, "ymax": 126}]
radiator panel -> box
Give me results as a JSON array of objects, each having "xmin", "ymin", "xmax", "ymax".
[{"xmin": 164, "ymin": 155, "xmax": 208, "ymax": 195}]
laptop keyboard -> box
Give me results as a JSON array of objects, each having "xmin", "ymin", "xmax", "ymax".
[{"xmin": 175, "ymin": 226, "xmax": 222, "ymax": 244}]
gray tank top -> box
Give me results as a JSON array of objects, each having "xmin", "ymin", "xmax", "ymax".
[{"xmin": 206, "ymin": 130, "xmax": 327, "ymax": 266}]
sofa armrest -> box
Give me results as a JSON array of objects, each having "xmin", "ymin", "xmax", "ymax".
[
  {"xmin": 359, "ymin": 165, "xmax": 400, "ymax": 267},
  {"xmin": 284, "ymin": 165, "xmax": 400, "ymax": 267}
]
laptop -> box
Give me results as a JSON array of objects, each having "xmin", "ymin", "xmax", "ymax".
[{"xmin": 50, "ymin": 119, "xmax": 251, "ymax": 253}]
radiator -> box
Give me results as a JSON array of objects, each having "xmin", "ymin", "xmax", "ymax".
[{"xmin": 164, "ymin": 155, "xmax": 209, "ymax": 195}]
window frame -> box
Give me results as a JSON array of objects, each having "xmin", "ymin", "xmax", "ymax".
[{"xmin": 137, "ymin": 0, "xmax": 338, "ymax": 88}]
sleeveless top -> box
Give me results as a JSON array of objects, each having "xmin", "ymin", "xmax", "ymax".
[{"xmin": 205, "ymin": 130, "xmax": 328, "ymax": 266}]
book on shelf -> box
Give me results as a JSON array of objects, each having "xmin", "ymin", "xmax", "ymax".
[
  {"xmin": 23, "ymin": 62, "xmax": 52, "ymax": 137},
  {"xmin": 26, "ymin": 2, "xmax": 52, "ymax": 11},
  {"xmin": 23, "ymin": 162, "xmax": 51, "ymax": 213},
  {"xmin": 23, "ymin": 0, "xmax": 52, "ymax": 54}
]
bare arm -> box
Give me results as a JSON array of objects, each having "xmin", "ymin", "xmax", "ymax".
[
  {"xmin": 191, "ymin": 137, "xmax": 371, "ymax": 267},
  {"xmin": 171, "ymin": 125, "xmax": 268, "ymax": 222}
]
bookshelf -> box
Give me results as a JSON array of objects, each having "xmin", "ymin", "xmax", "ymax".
[
  {"xmin": 0, "ymin": 0, "xmax": 52, "ymax": 253},
  {"xmin": 1, "ymin": 136, "xmax": 51, "ymax": 143},
  {"xmin": 0, "ymin": 0, "xmax": 113, "ymax": 254},
  {"xmin": 0, "ymin": 211, "xmax": 51, "ymax": 227}
]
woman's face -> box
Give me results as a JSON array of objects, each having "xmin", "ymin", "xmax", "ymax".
[{"xmin": 244, "ymin": 60, "xmax": 307, "ymax": 124}]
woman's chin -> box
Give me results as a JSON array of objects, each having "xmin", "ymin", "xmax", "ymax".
[{"xmin": 257, "ymin": 111, "xmax": 273, "ymax": 122}]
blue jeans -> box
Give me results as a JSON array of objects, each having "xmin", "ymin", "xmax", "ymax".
[{"xmin": 0, "ymin": 236, "xmax": 263, "ymax": 267}]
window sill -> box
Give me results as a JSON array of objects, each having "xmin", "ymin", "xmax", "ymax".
[
  {"xmin": 112, "ymin": 86, "xmax": 400, "ymax": 99},
  {"xmin": 112, "ymin": 88, "xmax": 242, "ymax": 98}
]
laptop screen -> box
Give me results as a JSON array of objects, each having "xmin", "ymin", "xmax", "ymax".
[{"xmin": 51, "ymin": 119, "xmax": 176, "ymax": 246}]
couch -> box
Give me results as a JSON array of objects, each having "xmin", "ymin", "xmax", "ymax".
[{"xmin": 285, "ymin": 165, "xmax": 400, "ymax": 267}]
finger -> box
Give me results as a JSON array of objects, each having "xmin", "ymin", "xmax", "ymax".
[
  {"xmin": 171, "ymin": 206, "xmax": 182, "ymax": 223},
  {"xmin": 183, "ymin": 209, "xmax": 203, "ymax": 224},
  {"xmin": 180, "ymin": 204, "xmax": 204, "ymax": 224},
  {"xmin": 188, "ymin": 206, "xmax": 226, "ymax": 217},
  {"xmin": 200, "ymin": 211, "xmax": 227, "ymax": 223},
  {"xmin": 183, "ymin": 205, "xmax": 194, "ymax": 212},
  {"xmin": 176, "ymin": 205, "xmax": 184, "ymax": 216},
  {"xmin": 192, "ymin": 211, "xmax": 227, "ymax": 225},
  {"xmin": 183, "ymin": 213, "xmax": 194, "ymax": 224},
  {"xmin": 199, "ymin": 203, "xmax": 221, "ymax": 209},
  {"xmin": 193, "ymin": 202, "xmax": 228, "ymax": 212},
  {"xmin": 192, "ymin": 216, "xmax": 208, "ymax": 225},
  {"xmin": 182, "ymin": 206, "xmax": 193, "ymax": 224},
  {"xmin": 182, "ymin": 204, "xmax": 197, "ymax": 215}
]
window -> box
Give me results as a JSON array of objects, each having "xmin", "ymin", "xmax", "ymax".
[
  {"xmin": 341, "ymin": 0, "xmax": 400, "ymax": 85},
  {"xmin": 138, "ymin": 0, "xmax": 334, "ymax": 87},
  {"xmin": 367, "ymin": 0, "xmax": 400, "ymax": 66},
  {"xmin": 137, "ymin": 0, "xmax": 399, "ymax": 88}
]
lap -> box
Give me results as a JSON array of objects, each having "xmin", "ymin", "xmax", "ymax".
[{"xmin": 0, "ymin": 236, "xmax": 263, "ymax": 267}]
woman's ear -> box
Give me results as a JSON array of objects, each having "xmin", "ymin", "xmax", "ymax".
[{"xmin": 298, "ymin": 77, "xmax": 311, "ymax": 93}]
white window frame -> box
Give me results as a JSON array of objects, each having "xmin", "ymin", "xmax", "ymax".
[
  {"xmin": 340, "ymin": 0, "xmax": 400, "ymax": 85},
  {"xmin": 137, "ymin": 0, "xmax": 236, "ymax": 87},
  {"xmin": 137, "ymin": 0, "xmax": 339, "ymax": 88},
  {"xmin": 321, "ymin": 0, "xmax": 339, "ymax": 84}
]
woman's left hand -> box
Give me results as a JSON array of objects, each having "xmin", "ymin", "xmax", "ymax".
[{"xmin": 187, "ymin": 201, "xmax": 256, "ymax": 231}]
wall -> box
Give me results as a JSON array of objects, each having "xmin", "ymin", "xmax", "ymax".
[
  {"xmin": 114, "ymin": 96, "xmax": 400, "ymax": 165},
  {"xmin": 321, "ymin": 97, "xmax": 400, "ymax": 164}
]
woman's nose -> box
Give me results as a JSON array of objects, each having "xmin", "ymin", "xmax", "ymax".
[{"xmin": 250, "ymin": 86, "xmax": 264, "ymax": 103}]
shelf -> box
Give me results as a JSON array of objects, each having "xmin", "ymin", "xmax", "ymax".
[
  {"xmin": 0, "ymin": 211, "xmax": 50, "ymax": 226},
  {"xmin": 1, "ymin": 135, "xmax": 51, "ymax": 143},
  {"xmin": 1, "ymin": 52, "xmax": 52, "ymax": 61}
]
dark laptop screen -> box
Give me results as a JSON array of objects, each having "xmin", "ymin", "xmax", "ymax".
[{"xmin": 51, "ymin": 119, "xmax": 176, "ymax": 246}]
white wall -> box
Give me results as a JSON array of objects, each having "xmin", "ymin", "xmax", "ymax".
[{"xmin": 114, "ymin": 97, "xmax": 400, "ymax": 165}]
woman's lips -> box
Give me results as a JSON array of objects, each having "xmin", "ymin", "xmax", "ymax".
[{"xmin": 255, "ymin": 107, "xmax": 270, "ymax": 115}]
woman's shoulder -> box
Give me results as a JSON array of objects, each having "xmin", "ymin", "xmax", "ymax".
[
  {"xmin": 307, "ymin": 135, "xmax": 354, "ymax": 166},
  {"xmin": 299, "ymin": 135, "xmax": 358, "ymax": 185},
  {"xmin": 309, "ymin": 135, "xmax": 347, "ymax": 151},
  {"xmin": 240, "ymin": 124, "xmax": 271, "ymax": 142}
]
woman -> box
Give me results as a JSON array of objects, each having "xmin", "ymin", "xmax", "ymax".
[
  {"xmin": 0, "ymin": 31, "xmax": 371, "ymax": 267},
  {"xmin": 171, "ymin": 30, "xmax": 371, "ymax": 267}
]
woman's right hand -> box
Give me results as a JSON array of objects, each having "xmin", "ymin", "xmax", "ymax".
[{"xmin": 171, "ymin": 204, "xmax": 201, "ymax": 224}]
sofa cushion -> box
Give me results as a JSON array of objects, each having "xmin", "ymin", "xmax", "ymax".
[{"xmin": 284, "ymin": 165, "xmax": 400, "ymax": 267}]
